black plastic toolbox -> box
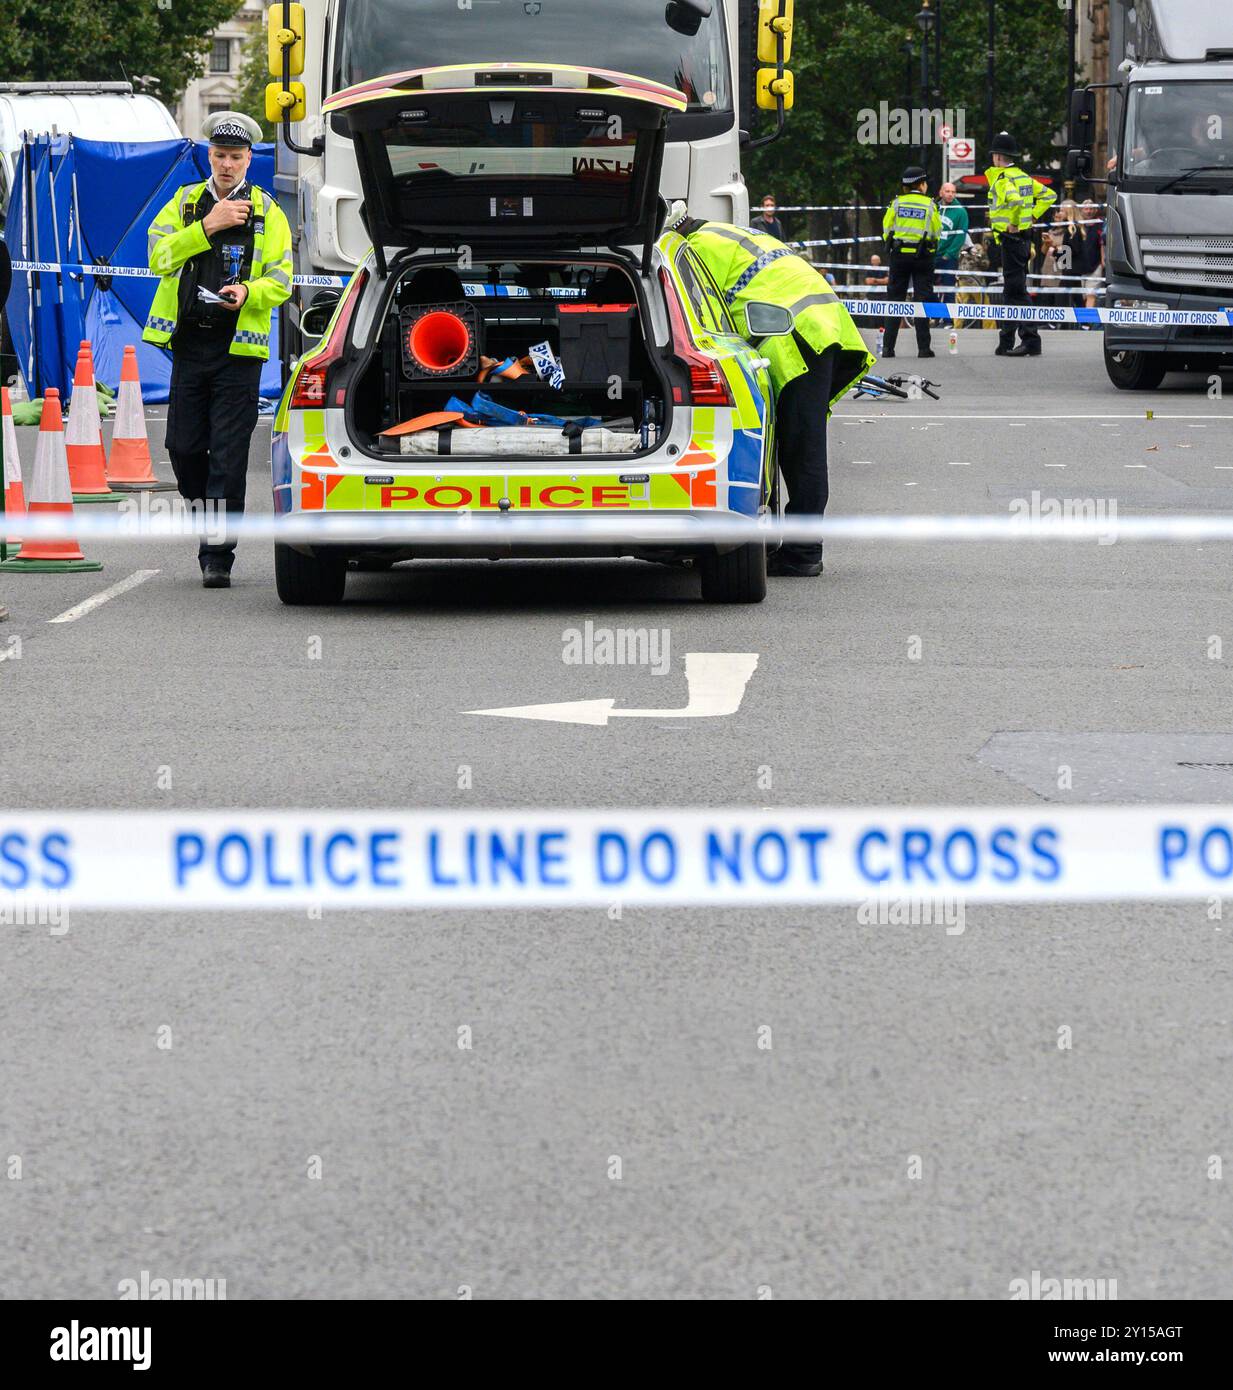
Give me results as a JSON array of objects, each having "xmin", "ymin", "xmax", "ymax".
[{"xmin": 557, "ymin": 304, "xmax": 635, "ymax": 384}]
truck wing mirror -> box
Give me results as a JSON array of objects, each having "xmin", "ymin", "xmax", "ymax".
[
  {"xmin": 1069, "ymin": 88, "xmax": 1096, "ymax": 152},
  {"xmin": 1065, "ymin": 148, "xmax": 1092, "ymax": 181},
  {"xmin": 665, "ymin": 0, "xmax": 713, "ymax": 38}
]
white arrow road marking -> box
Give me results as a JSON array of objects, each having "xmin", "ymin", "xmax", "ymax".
[{"xmin": 466, "ymin": 652, "xmax": 760, "ymax": 726}]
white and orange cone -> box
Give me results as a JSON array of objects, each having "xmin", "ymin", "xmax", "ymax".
[
  {"xmin": 0, "ymin": 389, "xmax": 102, "ymax": 573},
  {"xmin": 107, "ymin": 346, "xmax": 168, "ymax": 489},
  {"xmin": 66, "ymin": 343, "xmax": 119, "ymax": 504},
  {"xmin": 2, "ymin": 385, "xmax": 26, "ymax": 543}
]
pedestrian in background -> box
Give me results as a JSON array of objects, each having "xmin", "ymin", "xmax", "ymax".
[
  {"xmin": 753, "ymin": 195, "xmax": 786, "ymax": 241},
  {"xmin": 864, "ymin": 253, "xmax": 889, "ymax": 287},
  {"xmin": 144, "ymin": 113, "xmax": 293, "ymax": 588},
  {"xmin": 880, "ymin": 165, "xmax": 942, "ymax": 359},
  {"xmin": 1078, "ymin": 200, "xmax": 1105, "ymax": 319},
  {"xmin": 935, "ymin": 181, "xmax": 968, "ymax": 325}
]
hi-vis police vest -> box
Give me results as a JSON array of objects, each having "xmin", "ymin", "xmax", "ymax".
[
  {"xmin": 143, "ymin": 182, "xmax": 293, "ymax": 360},
  {"xmin": 985, "ymin": 164, "xmax": 1057, "ymax": 241},
  {"xmin": 684, "ymin": 223, "xmax": 874, "ymax": 401},
  {"xmin": 882, "ymin": 192, "xmax": 943, "ymax": 255}
]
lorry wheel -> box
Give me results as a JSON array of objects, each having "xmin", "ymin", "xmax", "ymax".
[
  {"xmin": 699, "ymin": 543, "xmax": 767, "ymax": 604},
  {"xmin": 275, "ymin": 544, "xmax": 348, "ymax": 605},
  {"xmin": 1104, "ymin": 346, "xmax": 1167, "ymax": 391}
]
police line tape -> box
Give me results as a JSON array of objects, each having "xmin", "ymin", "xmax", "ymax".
[
  {"xmin": 842, "ymin": 299, "xmax": 1233, "ymax": 326},
  {"xmin": 3, "ymin": 513, "xmax": 1232, "ymax": 546},
  {"xmin": 821, "ymin": 260, "xmax": 1103, "ymax": 285},
  {"xmin": 2, "ymin": 806, "xmax": 1232, "ymax": 909},
  {"xmin": 10, "ymin": 260, "xmax": 349, "ymax": 289}
]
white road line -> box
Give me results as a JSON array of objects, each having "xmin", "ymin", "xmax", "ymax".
[
  {"xmin": 47, "ymin": 569, "xmax": 160, "ymax": 625},
  {"xmin": 1125, "ymin": 464, "xmax": 1148, "ymax": 469},
  {"xmin": 1044, "ymin": 463, "xmax": 1067, "ymax": 468},
  {"xmin": 947, "ymin": 461, "xmax": 972, "ymax": 466},
  {"xmin": 1216, "ymin": 466, "xmax": 1233, "ymax": 470}
]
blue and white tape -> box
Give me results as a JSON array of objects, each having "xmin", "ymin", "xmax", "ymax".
[
  {"xmin": 528, "ymin": 339, "xmax": 566, "ymax": 389},
  {"xmin": 2, "ymin": 807, "xmax": 1232, "ymax": 909},
  {"xmin": 843, "ymin": 298, "xmax": 1233, "ymax": 326},
  {"xmin": 10, "ymin": 259, "xmax": 350, "ymax": 289}
]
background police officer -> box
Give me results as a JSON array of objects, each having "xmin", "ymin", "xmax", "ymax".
[
  {"xmin": 986, "ymin": 131, "xmax": 1057, "ymax": 358},
  {"xmin": 665, "ymin": 201, "xmax": 873, "ymax": 578},
  {"xmin": 880, "ymin": 166, "xmax": 942, "ymax": 359},
  {"xmin": 144, "ymin": 112, "xmax": 293, "ymax": 588}
]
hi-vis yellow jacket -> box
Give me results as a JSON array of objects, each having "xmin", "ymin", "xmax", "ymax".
[
  {"xmin": 985, "ymin": 165, "xmax": 1057, "ymax": 241},
  {"xmin": 685, "ymin": 222, "xmax": 874, "ymax": 403},
  {"xmin": 143, "ymin": 182, "xmax": 293, "ymax": 360}
]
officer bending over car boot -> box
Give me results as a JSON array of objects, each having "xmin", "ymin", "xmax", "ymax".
[{"xmin": 665, "ymin": 200, "xmax": 873, "ymax": 576}]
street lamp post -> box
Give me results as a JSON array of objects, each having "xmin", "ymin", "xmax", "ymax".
[{"xmin": 916, "ymin": 1, "xmax": 937, "ymax": 179}]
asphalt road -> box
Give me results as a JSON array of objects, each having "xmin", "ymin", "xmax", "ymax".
[{"xmin": 2, "ymin": 331, "xmax": 1233, "ymax": 1299}]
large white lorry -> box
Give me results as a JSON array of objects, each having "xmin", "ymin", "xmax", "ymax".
[
  {"xmin": 264, "ymin": 0, "xmax": 795, "ymax": 355},
  {"xmin": 1068, "ymin": 0, "xmax": 1233, "ymax": 389}
]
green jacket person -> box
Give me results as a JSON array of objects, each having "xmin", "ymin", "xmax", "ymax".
[
  {"xmin": 664, "ymin": 200, "xmax": 873, "ymax": 577},
  {"xmin": 144, "ymin": 112, "xmax": 293, "ymax": 588}
]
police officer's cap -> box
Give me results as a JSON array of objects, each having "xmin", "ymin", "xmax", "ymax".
[
  {"xmin": 901, "ymin": 165, "xmax": 928, "ymax": 186},
  {"xmin": 991, "ymin": 130, "xmax": 1020, "ymax": 158},
  {"xmin": 205, "ymin": 111, "xmax": 262, "ymax": 148}
]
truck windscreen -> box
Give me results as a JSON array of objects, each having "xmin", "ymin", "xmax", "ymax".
[
  {"xmin": 1122, "ymin": 81, "xmax": 1233, "ymax": 187},
  {"xmin": 333, "ymin": 0, "xmax": 731, "ymax": 114}
]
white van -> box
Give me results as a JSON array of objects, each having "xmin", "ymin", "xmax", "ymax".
[{"xmin": 0, "ymin": 82, "xmax": 182, "ymax": 228}]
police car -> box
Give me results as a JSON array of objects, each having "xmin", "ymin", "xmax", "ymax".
[{"xmin": 272, "ymin": 64, "xmax": 788, "ymax": 605}]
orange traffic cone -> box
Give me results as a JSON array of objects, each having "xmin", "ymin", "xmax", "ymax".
[
  {"xmin": 2, "ymin": 385, "xmax": 26, "ymax": 544},
  {"xmin": 0, "ymin": 389, "xmax": 102, "ymax": 573},
  {"xmin": 107, "ymin": 346, "xmax": 168, "ymax": 489},
  {"xmin": 66, "ymin": 343, "xmax": 119, "ymax": 504}
]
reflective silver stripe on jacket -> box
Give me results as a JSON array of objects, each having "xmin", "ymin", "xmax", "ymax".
[
  {"xmin": 147, "ymin": 222, "xmax": 176, "ymax": 258},
  {"xmin": 701, "ymin": 223, "xmax": 774, "ymax": 258},
  {"xmin": 265, "ymin": 266, "xmax": 292, "ymax": 290}
]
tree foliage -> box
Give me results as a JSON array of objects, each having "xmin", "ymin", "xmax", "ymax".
[
  {"xmin": 747, "ymin": 0, "xmax": 1073, "ymax": 209},
  {"xmin": 0, "ymin": 0, "xmax": 243, "ymax": 108}
]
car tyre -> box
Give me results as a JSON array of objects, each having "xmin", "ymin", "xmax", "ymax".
[
  {"xmin": 1104, "ymin": 346, "xmax": 1167, "ymax": 391},
  {"xmin": 275, "ymin": 544, "xmax": 348, "ymax": 606},
  {"xmin": 699, "ymin": 542, "xmax": 767, "ymax": 604}
]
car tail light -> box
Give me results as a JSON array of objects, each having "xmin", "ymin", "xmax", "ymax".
[
  {"xmin": 289, "ymin": 271, "xmax": 368, "ymax": 409},
  {"xmin": 659, "ymin": 267, "xmax": 734, "ymax": 408}
]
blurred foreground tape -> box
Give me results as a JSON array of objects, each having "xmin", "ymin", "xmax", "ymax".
[{"xmin": 2, "ymin": 807, "xmax": 1232, "ymax": 909}]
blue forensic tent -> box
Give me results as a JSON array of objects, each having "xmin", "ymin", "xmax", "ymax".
[{"xmin": 6, "ymin": 135, "xmax": 283, "ymax": 401}]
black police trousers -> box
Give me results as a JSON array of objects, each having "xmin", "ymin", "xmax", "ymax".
[
  {"xmin": 883, "ymin": 249, "xmax": 936, "ymax": 353},
  {"xmin": 166, "ymin": 331, "xmax": 263, "ymax": 571},
  {"xmin": 997, "ymin": 232, "xmax": 1038, "ymax": 349},
  {"xmin": 776, "ymin": 335, "xmax": 837, "ymax": 567}
]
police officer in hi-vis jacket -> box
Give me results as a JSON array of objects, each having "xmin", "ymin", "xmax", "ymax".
[{"xmin": 144, "ymin": 112, "xmax": 293, "ymax": 588}]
